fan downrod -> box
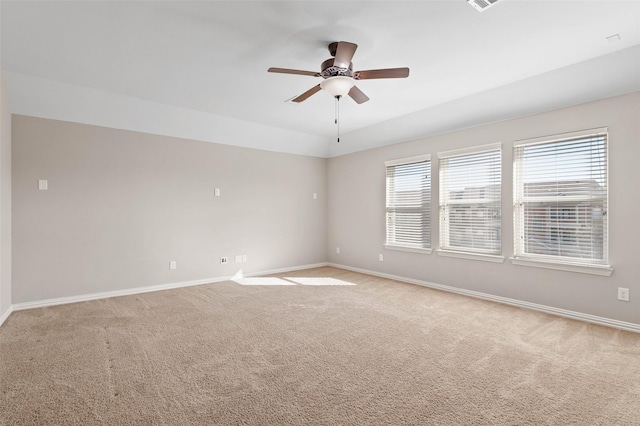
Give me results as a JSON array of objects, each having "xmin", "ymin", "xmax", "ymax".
[{"xmin": 328, "ymin": 42, "xmax": 339, "ymax": 57}]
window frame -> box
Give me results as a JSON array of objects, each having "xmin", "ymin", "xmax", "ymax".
[
  {"xmin": 384, "ymin": 154, "xmax": 432, "ymax": 254},
  {"xmin": 511, "ymin": 127, "xmax": 612, "ymax": 276},
  {"xmin": 437, "ymin": 143, "xmax": 504, "ymax": 262}
]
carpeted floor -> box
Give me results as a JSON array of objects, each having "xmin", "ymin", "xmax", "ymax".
[{"xmin": 2, "ymin": 266, "xmax": 640, "ymax": 425}]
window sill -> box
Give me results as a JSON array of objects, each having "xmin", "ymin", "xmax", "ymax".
[
  {"xmin": 509, "ymin": 257, "xmax": 613, "ymax": 276},
  {"xmin": 384, "ymin": 245, "xmax": 432, "ymax": 255},
  {"xmin": 436, "ymin": 250, "xmax": 505, "ymax": 263}
]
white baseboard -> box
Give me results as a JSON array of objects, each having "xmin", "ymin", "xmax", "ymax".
[
  {"xmin": 7, "ymin": 261, "xmax": 637, "ymax": 334},
  {"xmin": 329, "ymin": 263, "xmax": 640, "ymax": 334},
  {"xmin": 0, "ymin": 305, "xmax": 13, "ymax": 327},
  {"xmin": 8, "ymin": 262, "xmax": 329, "ymax": 314}
]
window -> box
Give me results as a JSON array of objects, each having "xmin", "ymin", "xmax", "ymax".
[
  {"xmin": 513, "ymin": 128, "xmax": 609, "ymax": 271},
  {"xmin": 438, "ymin": 144, "xmax": 502, "ymax": 258},
  {"xmin": 385, "ymin": 155, "xmax": 431, "ymax": 253}
]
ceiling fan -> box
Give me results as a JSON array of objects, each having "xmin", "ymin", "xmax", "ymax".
[{"xmin": 268, "ymin": 41, "xmax": 410, "ymax": 104}]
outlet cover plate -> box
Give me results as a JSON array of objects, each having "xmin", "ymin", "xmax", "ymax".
[{"xmin": 618, "ymin": 287, "xmax": 630, "ymax": 302}]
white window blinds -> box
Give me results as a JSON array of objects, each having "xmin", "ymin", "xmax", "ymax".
[
  {"xmin": 513, "ymin": 128, "xmax": 608, "ymax": 265},
  {"xmin": 385, "ymin": 155, "xmax": 431, "ymax": 251},
  {"xmin": 439, "ymin": 144, "xmax": 502, "ymax": 255}
]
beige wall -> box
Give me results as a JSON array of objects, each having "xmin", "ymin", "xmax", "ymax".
[
  {"xmin": 328, "ymin": 92, "xmax": 640, "ymax": 325},
  {"xmin": 8, "ymin": 92, "xmax": 640, "ymax": 327},
  {"xmin": 0, "ymin": 69, "xmax": 12, "ymax": 319},
  {"xmin": 12, "ymin": 116, "xmax": 327, "ymax": 303}
]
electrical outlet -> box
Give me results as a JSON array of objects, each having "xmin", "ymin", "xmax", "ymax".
[
  {"xmin": 618, "ymin": 287, "xmax": 630, "ymax": 302},
  {"xmin": 220, "ymin": 257, "xmax": 228, "ymax": 264},
  {"xmin": 169, "ymin": 261, "xmax": 177, "ymax": 270},
  {"xmin": 235, "ymin": 255, "xmax": 243, "ymax": 263},
  {"xmin": 242, "ymin": 254, "xmax": 247, "ymax": 263},
  {"xmin": 379, "ymin": 254, "xmax": 384, "ymax": 261},
  {"xmin": 336, "ymin": 247, "xmax": 340, "ymax": 254}
]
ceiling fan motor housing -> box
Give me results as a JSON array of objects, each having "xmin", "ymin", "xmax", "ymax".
[{"xmin": 320, "ymin": 58, "xmax": 353, "ymax": 79}]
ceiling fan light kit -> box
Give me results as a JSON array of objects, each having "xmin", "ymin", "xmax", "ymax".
[{"xmin": 320, "ymin": 76, "xmax": 356, "ymax": 98}]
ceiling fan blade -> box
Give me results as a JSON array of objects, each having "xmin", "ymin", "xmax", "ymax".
[
  {"xmin": 354, "ymin": 68, "xmax": 410, "ymax": 80},
  {"xmin": 348, "ymin": 86, "xmax": 370, "ymax": 104},
  {"xmin": 292, "ymin": 84, "xmax": 322, "ymax": 103},
  {"xmin": 268, "ymin": 67, "xmax": 320, "ymax": 77},
  {"xmin": 334, "ymin": 41, "xmax": 358, "ymax": 68}
]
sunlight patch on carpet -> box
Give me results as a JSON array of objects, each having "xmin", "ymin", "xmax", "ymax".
[
  {"xmin": 284, "ymin": 277, "xmax": 356, "ymax": 286},
  {"xmin": 232, "ymin": 277, "xmax": 295, "ymax": 286},
  {"xmin": 232, "ymin": 276, "xmax": 356, "ymax": 286}
]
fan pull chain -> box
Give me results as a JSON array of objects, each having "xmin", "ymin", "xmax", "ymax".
[{"xmin": 335, "ymin": 95, "xmax": 341, "ymax": 143}]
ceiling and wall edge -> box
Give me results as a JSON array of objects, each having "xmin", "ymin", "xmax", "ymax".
[
  {"xmin": 331, "ymin": 44, "xmax": 640, "ymax": 158},
  {"xmin": 4, "ymin": 71, "xmax": 330, "ymax": 158},
  {"xmin": 5, "ymin": 44, "xmax": 640, "ymax": 159}
]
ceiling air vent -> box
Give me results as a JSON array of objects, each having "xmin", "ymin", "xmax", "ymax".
[{"xmin": 467, "ymin": 0, "xmax": 500, "ymax": 12}]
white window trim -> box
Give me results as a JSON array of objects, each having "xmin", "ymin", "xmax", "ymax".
[
  {"xmin": 436, "ymin": 249, "xmax": 505, "ymax": 263},
  {"xmin": 384, "ymin": 244, "xmax": 432, "ymax": 255},
  {"xmin": 513, "ymin": 127, "xmax": 608, "ymax": 148},
  {"xmin": 385, "ymin": 154, "xmax": 431, "ymax": 167},
  {"xmin": 438, "ymin": 143, "xmax": 503, "ymax": 256},
  {"xmin": 512, "ymin": 127, "xmax": 609, "ymax": 271},
  {"xmin": 510, "ymin": 257, "xmax": 613, "ymax": 276},
  {"xmin": 437, "ymin": 142, "xmax": 502, "ymax": 160},
  {"xmin": 385, "ymin": 154, "xmax": 432, "ymax": 251}
]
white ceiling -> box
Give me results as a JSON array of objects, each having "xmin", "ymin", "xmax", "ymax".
[{"xmin": 2, "ymin": 0, "xmax": 640, "ymax": 157}]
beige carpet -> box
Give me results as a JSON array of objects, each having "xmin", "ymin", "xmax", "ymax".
[{"xmin": 2, "ymin": 266, "xmax": 640, "ymax": 425}]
